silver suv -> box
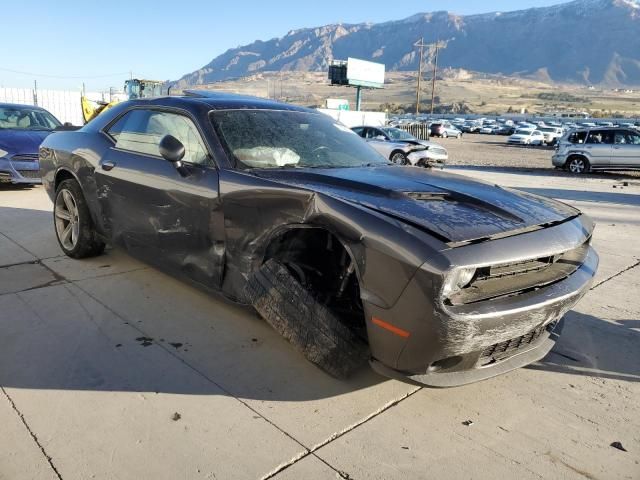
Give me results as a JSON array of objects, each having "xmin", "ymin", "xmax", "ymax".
[{"xmin": 552, "ymin": 127, "xmax": 640, "ymax": 173}]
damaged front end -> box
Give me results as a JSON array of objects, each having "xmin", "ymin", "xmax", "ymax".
[{"xmin": 367, "ymin": 215, "xmax": 598, "ymax": 387}]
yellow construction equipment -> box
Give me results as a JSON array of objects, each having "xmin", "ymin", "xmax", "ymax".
[{"xmin": 81, "ymin": 79, "xmax": 164, "ymax": 124}]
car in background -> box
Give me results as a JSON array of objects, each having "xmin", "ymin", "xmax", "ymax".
[
  {"xmin": 508, "ymin": 129, "xmax": 545, "ymax": 145},
  {"xmin": 461, "ymin": 122, "xmax": 481, "ymax": 133},
  {"xmin": 538, "ymin": 126, "xmax": 564, "ymax": 145},
  {"xmin": 496, "ymin": 124, "xmax": 516, "ymax": 136},
  {"xmin": 352, "ymin": 126, "xmax": 448, "ymax": 166},
  {"xmin": 0, "ymin": 103, "xmax": 62, "ymax": 184},
  {"xmin": 39, "ymin": 92, "xmax": 598, "ymax": 386},
  {"xmin": 430, "ymin": 121, "xmax": 462, "ymax": 138},
  {"xmin": 552, "ymin": 127, "xmax": 640, "ymax": 173},
  {"xmin": 479, "ymin": 125, "xmax": 496, "ymax": 134}
]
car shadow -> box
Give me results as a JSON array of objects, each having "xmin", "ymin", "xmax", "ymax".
[
  {"xmin": 0, "ymin": 205, "xmax": 386, "ymax": 401},
  {"xmin": 1, "ymin": 206, "xmax": 637, "ymax": 402},
  {"xmin": 528, "ymin": 311, "xmax": 640, "ymax": 383}
]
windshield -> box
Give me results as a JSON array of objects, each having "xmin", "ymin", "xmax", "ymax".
[
  {"xmin": 210, "ymin": 110, "xmax": 389, "ymax": 169},
  {"xmin": 515, "ymin": 129, "xmax": 532, "ymax": 135},
  {"xmin": 381, "ymin": 127, "xmax": 415, "ymax": 140},
  {"xmin": 0, "ymin": 106, "xmax": 61, "ymax": 130}
]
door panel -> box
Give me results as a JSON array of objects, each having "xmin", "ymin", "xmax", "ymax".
[
  {"xmin": 584, "ymin": 130, "xmax": 613, "ymax": 167},
  {"xmin": 95, "ymin": 108, "xmax": 224, "ymax": 289},
  {"xmin": 612, "ymin": 131, "xmax": 640, "ymax": 167}
]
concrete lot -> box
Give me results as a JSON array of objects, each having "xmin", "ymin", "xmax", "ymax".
[{"xmin": 1, "ymin": 164, "xmax": 639, "ymax": 479}]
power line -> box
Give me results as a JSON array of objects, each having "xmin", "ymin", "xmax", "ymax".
[{"xmin": 0, "ymin": 67, "xmax": 131, "ymax": 80}]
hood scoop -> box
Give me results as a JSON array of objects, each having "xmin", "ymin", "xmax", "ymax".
[{"xmin": 406, "ymin": 191, "xmax": 450, "ymax": 201}]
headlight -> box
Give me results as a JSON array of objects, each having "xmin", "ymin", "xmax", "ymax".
[
  {"xmin": 0, "ymin": 149, "xmax": 8, "ymax": 158},
  {"xmin": 442, "ymin": 267, "xmax": 476, "ymax": 298}
]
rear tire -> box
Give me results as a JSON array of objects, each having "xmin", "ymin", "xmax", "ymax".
[
  {"xmin": 442, "ymin": 131, "xmax": 448, "ymax": 138},
  {"xmin": 565, "ymin": 156, "xmax": 590, "ymax": 174},
  {"xmin": 246, "ymin": 259, "xmax": 369, "ymax": 379},
  {"xmin": 54, "ymin": 179, "xmax": 105, "ymax": 258}
]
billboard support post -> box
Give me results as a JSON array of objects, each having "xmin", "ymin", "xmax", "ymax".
[{"xmin": 355, "ymin": 86, "xmax": 362, "ymax": 111}]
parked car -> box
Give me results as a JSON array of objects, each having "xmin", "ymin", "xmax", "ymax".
[
  {"xmin": 552, "ymin": 127, "xmax": 640, "ymax": 173},
  {"xmin": 538, "ymin": 126, "xmax": 564, "ymax": 145},
  {"xmin": 352, "ymin": 126, "xmax": 448, "ymax": 166},
  {"xmin": 0, "ymin": 103, "xmax": 62, "ymax": 184},
  {"xmin": 496, "ymin": 125, "xmax": 516, "ymax": 136},
  {"xmin": 430, "ymin": 121, "xmax": 462, "ymax": 138},
  {"xmin": 508, "ymin": 129, "xmax": 545, "ymax": 145},
  {"xmin": 461, "ymin": 122, "xmax": 481, "ymax": 133},
  {"xmin": 40, "ymin": 92, "xmax": 598, "ymax": 386}
]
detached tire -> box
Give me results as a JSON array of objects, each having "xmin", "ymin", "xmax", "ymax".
[
  {"xmin": 54, "ymin": 179, "xmax": 105, "ymax": 258},
  {"xmin": 246, "ymin": 259, "xmax": 369, "ymax": 379}
]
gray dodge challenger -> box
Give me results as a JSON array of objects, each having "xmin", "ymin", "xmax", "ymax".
[{"xmin": 39, "ymin": 92, "xmax": 598, "ymax": 386}]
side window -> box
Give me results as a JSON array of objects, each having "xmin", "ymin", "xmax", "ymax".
[
  {"xmin": 586, "ymin": 131, "xmax": 613, "ymax": 144},
  {"xmin": 365, "ymin": 128, "xmax": 377, "ymax": 139},
  {"xmin": 352, "ymin": 127, "xmax": 364, "ymax": 137},
  {"xmin": 107, "ymin": 109, "xmax": 209, "ymax": 165},
  {"xmin": 627, "ymin": 131, "xmax": 640, "ymax": 145}
]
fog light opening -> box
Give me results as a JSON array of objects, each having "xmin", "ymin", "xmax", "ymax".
[{"xmin": 428, "ymin": 356, "xmax": 463, "ymax": 372}]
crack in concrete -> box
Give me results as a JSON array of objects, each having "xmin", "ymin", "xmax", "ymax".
[
  {"xmin": 65, "ymin": 276, "xmax": 415, "ymax": 480},
  {"xmin": 590, "ymin": 259, "xmax": 640, "ymax": 290},
  {"xmin": 261, "ymin": 386, "xmax": 423, "ymax": 479},
  {"xmin": 1, "ymin": 386, "xmax": 63, "ymax": 480}
]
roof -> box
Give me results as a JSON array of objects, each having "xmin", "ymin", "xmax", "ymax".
[
  {"xmin": 0, "ymin": 102, "xmax": 49, "ymax": 111},
  {"xmin": 172, "ymin": 90, "xmax": 313, "ymax": 113}
]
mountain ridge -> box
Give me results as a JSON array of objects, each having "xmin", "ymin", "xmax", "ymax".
[{"xmin": 173, "ymin": 0, "xmax": 640, "ymax": 88}]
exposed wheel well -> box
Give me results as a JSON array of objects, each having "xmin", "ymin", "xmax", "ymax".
[
  {"xmin": 54, "ymin": 169, "xmax": 76, "ymax": 191},
  {"xmin": 263, "ymin": 227, "xmax": 367, "ymax": 340}
]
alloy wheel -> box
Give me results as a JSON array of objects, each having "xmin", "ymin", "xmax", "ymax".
[
  {"xmin": 568, "ymin": 158, "xmax": 587, "ymax": 173},
  {"xmin": 55, "ymin": 189, "xmax": 80, "ymax": 250}
]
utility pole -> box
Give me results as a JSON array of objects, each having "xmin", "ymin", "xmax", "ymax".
[
  {"xmin": 414, "ymin": 38, "xmax": 426, "ymax": 115},
  {"xmin": 430, "ymin": 40, "xmax": 441, "ymax": 115}
]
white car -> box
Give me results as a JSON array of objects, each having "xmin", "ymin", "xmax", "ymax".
[
  {"xmin": 351, "ymin": 126, "xmax": 448, "ymax": 166},
  {"xmin": 538, "ymin": 126, "xmax": 564, "ymax": 145},
  {"xmin": 508, "ymin": 129, "xmax": 545, "ymax": 145}
]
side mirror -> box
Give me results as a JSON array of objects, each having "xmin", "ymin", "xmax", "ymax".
[
  {"xmin": 159, "ymin": 135, "xmax": 185, "ymax": 166},
  {"xmin": 375, "ymin": 135, "xmax": 386, "ymax": 141},
  {"xmin": 63, "ymin": 122, "xmax": 73, "ymax": 127}
]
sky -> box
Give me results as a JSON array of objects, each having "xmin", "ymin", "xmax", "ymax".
[{"xmin": 2, "ymin": 0, "xmax": 568, "ymax": 91}]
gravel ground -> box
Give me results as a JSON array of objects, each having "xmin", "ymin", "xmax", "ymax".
[{"xmin": 437, "ymin": 133, "xmax": 640, "ymax": 179}]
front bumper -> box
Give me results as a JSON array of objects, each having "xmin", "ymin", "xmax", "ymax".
[
  {"xmin": 0, "ymin": 157, "xmax": 41, "ymax": 184},
  {"xmin": 363, "ymin": 217, "xmax": 598, "ymax": 387}
]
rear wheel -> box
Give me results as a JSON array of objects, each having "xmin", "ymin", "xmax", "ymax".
[
  {"xmin": 566, "ymin": 156, "xmax": 590, "ymax": 174},
  {"xmin": 246, "ymin": 259, "xmax": 369, "ymax": 378},
  {"xmin": 442, "ymin": 131, "xmax": 448, "ymax": 138},
  {"xmin": 54, "ymin": 179, "xmax": 105, "ymax": 258}
]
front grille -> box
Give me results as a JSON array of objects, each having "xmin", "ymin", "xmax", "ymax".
[
  {"xmin": 17, "ymin": 170, "xmax": 41, "ymax": 179},
  {"xmin": 479, "ymin": 322, "xmax": 555, "ymax": 366},
  {"xmin": 449, "ymin": 241, "xmax": 590, "ymax": 305},
  {"xmin": 11, "ymin": 154, "xmax": 39, "ymax": 162}
]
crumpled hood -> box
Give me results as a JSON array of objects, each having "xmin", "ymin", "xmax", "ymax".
[
  {"xmin": 254, "ymin": 166, "xmax": 579, "ymax": 243},
  {"xmin": 0, "ymin": 129, "xmax": 51, "ymax": 155}
]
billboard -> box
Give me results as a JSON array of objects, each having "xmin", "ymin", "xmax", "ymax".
[{"xmin": 346, "ymin": 58, "xmax": 385, "ymax": 89}]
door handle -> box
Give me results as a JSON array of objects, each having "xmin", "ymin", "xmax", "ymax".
[{"xmin": 101, "ymin": 161, "xmax": 116, "ymax": 171}]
